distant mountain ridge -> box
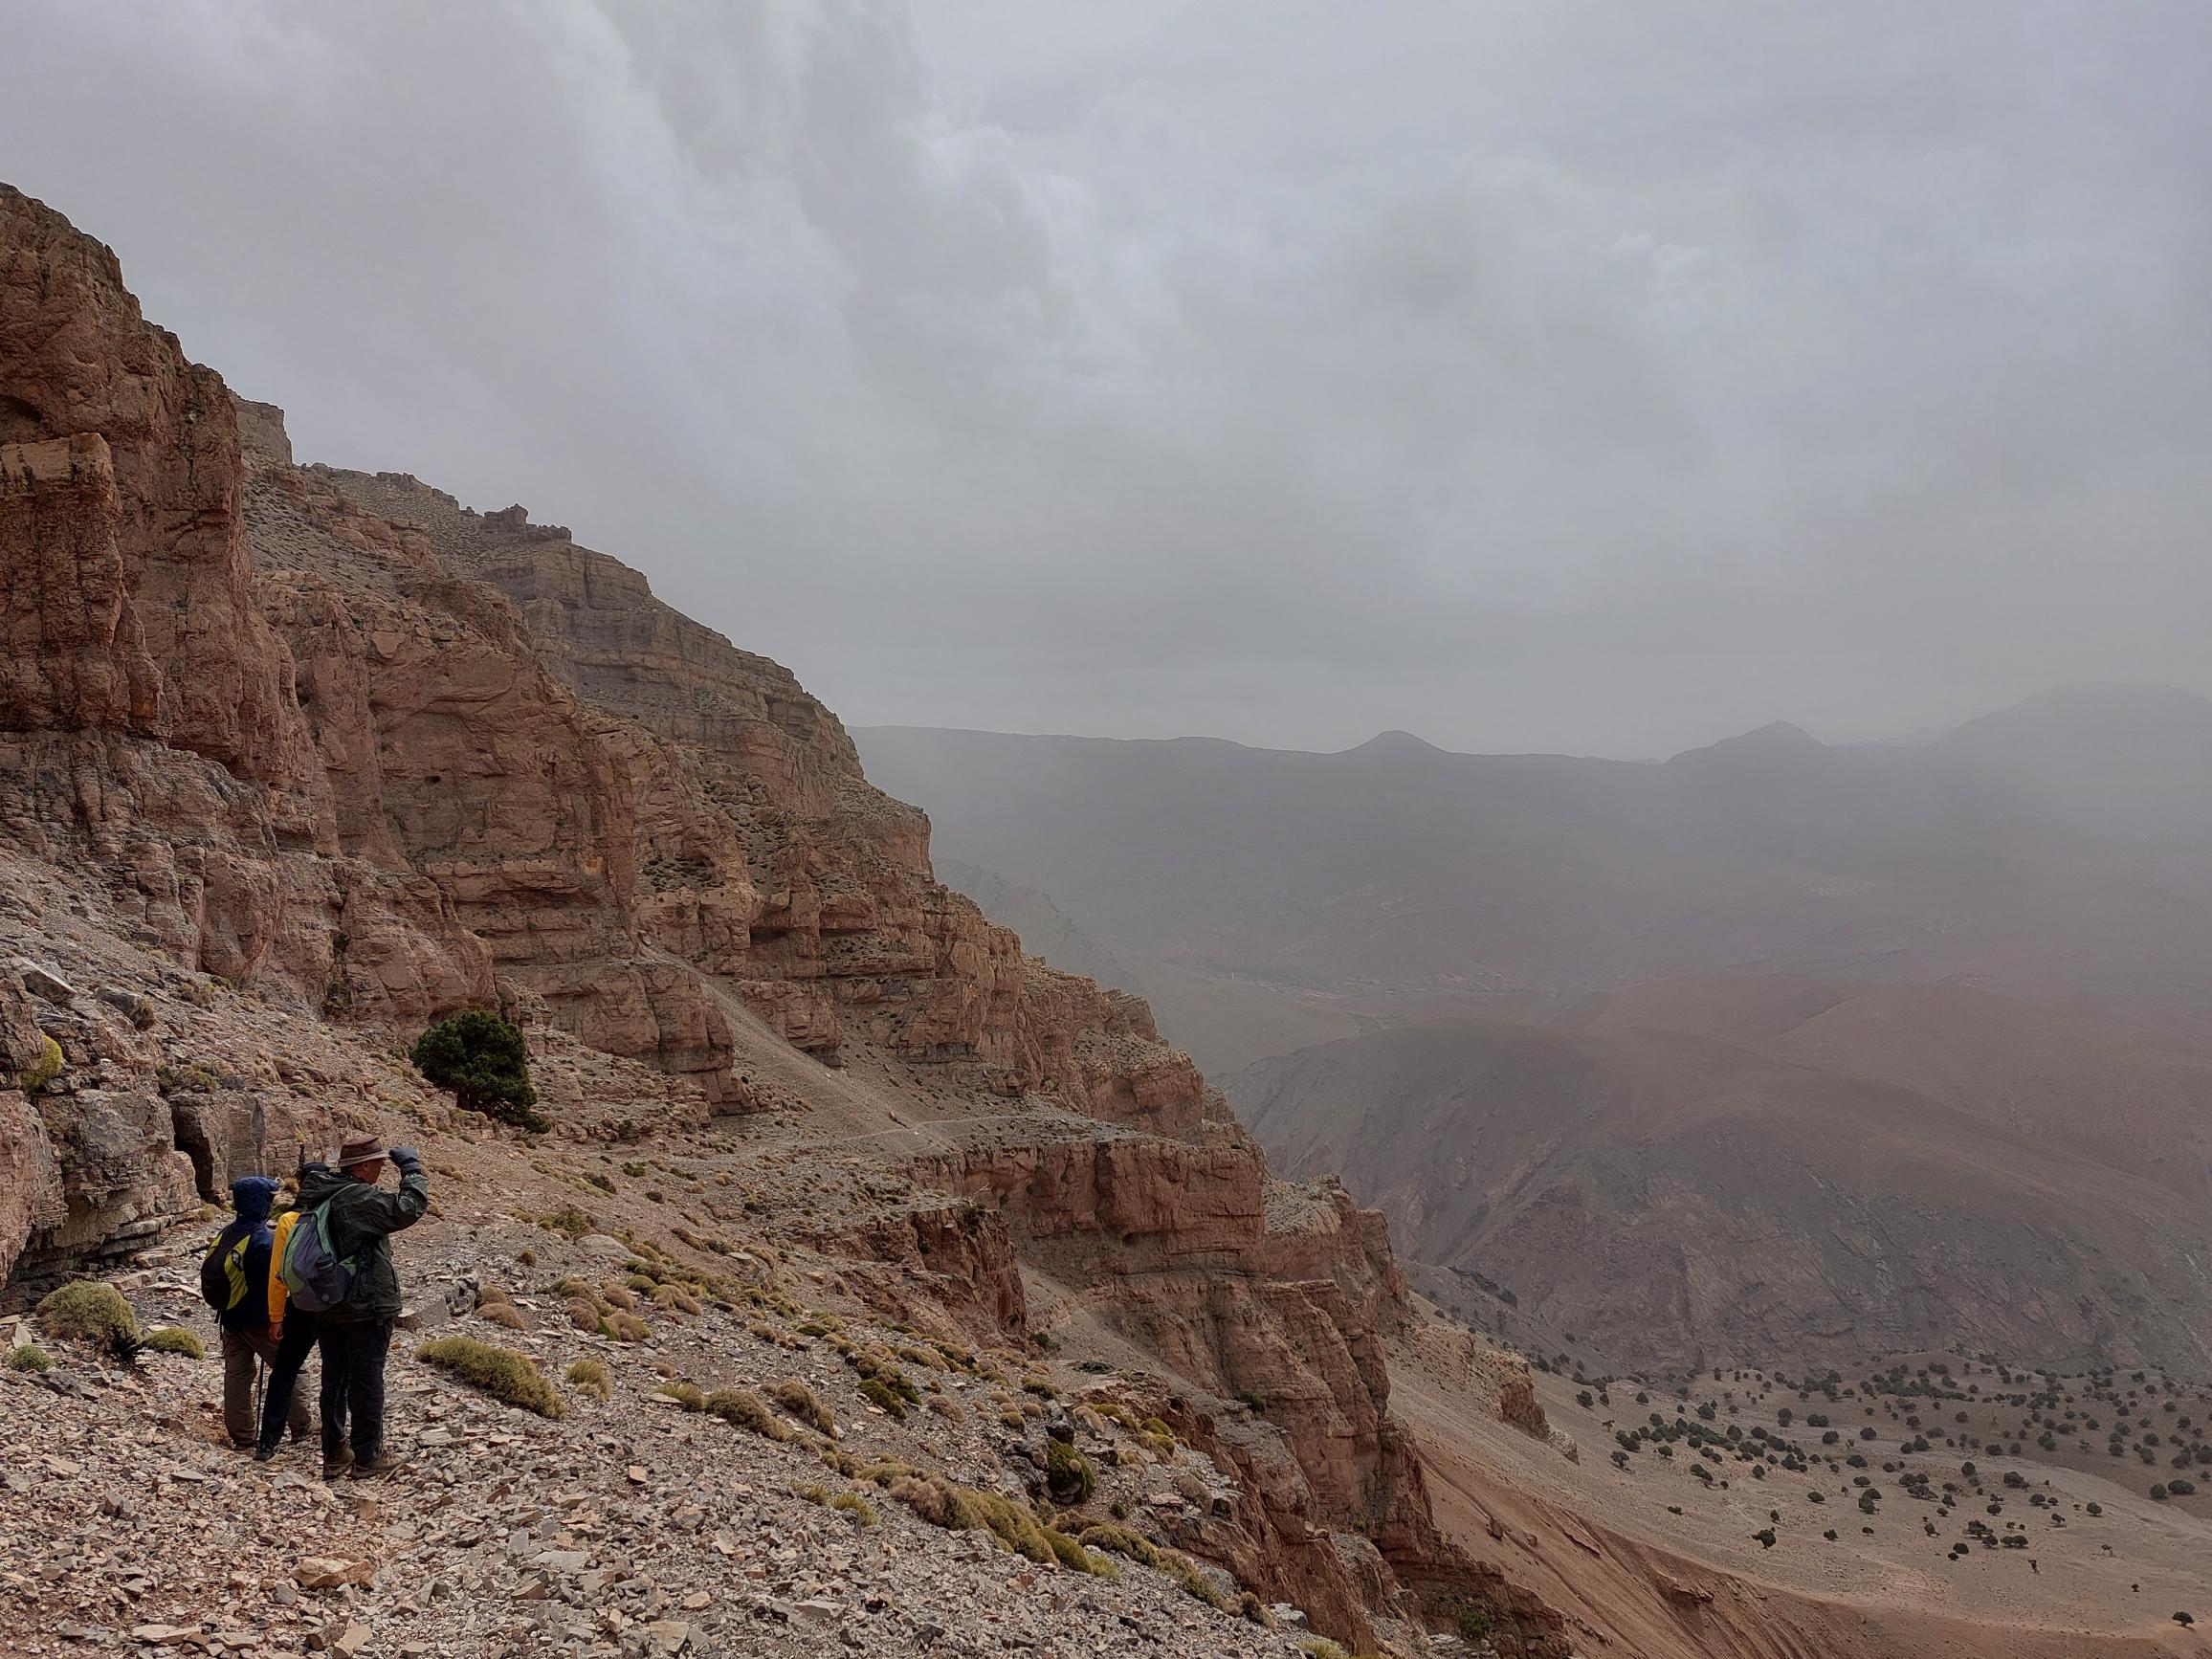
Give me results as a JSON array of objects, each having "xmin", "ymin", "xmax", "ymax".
[{"xmin": 856, "ymin": 684, "xmax": 2212, "ymax": 1028}]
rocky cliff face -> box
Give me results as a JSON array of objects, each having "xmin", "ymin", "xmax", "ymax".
[
  {"xmin": 0, "ymin": 182, "xmax": 1545, "ymax": 1653},
  {"xmin": 0, "ymin": 180, "xmax": 1205, "ymax": 1159},
  {"xmin": 909, "ymin": 1120, "xmax": 1536, "ymax": 1652}
]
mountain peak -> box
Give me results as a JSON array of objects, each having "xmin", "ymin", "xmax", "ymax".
[
  {"xmin": 1666, "ymin": 719, "xmax": 1826, "ymax": 767},
  {"xmin": 1344, "ymin": 729, "xmax": 1444, "ymax": 758}
]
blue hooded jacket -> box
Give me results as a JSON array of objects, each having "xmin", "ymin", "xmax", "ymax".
[{"xmin": 210, "ymin": 1176, "xmax": 281, "ymax": 1330}]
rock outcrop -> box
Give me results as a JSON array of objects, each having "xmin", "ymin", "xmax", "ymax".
[{"xmin": 912, "ymin": 1120, "xmax": 1537, "ymax": 1651}]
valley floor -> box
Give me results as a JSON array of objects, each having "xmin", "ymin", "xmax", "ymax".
[{"xmin": 1391, "ymin": 1329, "xmax": 2212, "ymax": 1659}]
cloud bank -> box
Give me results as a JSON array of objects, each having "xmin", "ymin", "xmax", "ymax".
[{"xmin": 4, "ymin": 0, "xmax": 2207, "ymax": 756}]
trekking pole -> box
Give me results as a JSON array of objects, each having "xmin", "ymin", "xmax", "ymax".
[{"xmin": 254, "ymin": 1355, "xmax": 266, "ymax": 1432}]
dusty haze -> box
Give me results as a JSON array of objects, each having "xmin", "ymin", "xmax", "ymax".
[{"xmin": 3, "ymin": 2, "xmax": 2210, "ymax": 757}]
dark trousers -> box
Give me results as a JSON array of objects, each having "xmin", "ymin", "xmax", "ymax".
[
  {"xmin": 318, "ymin": 1319, "xmax": 394, "ymax": 1462},
  {"xmin": 223, "ymin": 1326, "xmax": 310, "ymax": 1448},
  {"xmin": 256, "ymin": 1313, "xmax": 323, "ymax": 1454}
]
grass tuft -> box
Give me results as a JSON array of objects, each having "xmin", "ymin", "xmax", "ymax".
[
  {"xmin": 768, "ymin": 1378, "xmax": 835, "ymax": 1435},
  {"xmin": 142, "ymin": 1326, "xmax": 206, "ymax": 1360},
  {"xmin": 705, "ymin": 1387, "xmax": 792, "ymax": 1441},
  {"xmin": 416, "ymin": 1336, "xmax": 566, "ymax": 1419},
  {"xmin": 564, "ymin": 1357, "xmax": 611, "ymax": 1401}
]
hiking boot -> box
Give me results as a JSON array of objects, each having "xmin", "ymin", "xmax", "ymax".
[
  {"xmin": 321, "ymin": 1447, "xmax": 354, "ymax": 1481},
  {"xmin": 350, "ymin": 1451, "xmax": 407, "ymax": 1480},
  {"xmin": 251, "ymin": 1444, "xmax": 277, "ymax": 1464}
]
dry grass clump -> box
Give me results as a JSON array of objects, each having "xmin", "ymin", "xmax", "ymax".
[
  {"xmin": 36, "ymin": 1281, "xmax": 139, "ymax": 1348},
  {"xmin": 1077, "ymin": 1523, "xmax": 1161, "ymax": 1568},
  {"xmin": 475, "ymin": 1284, "xmax": 527, "ymax": 1330},
  {"xmin": 1171, "ymin": 1556, "xmax": 1226, "ymax": 1608},
  {"xmin": 650, "ymin": 1282, "xmax": 703, "ymax": 1315},
  {"xmin": 927, "ymin": 1393, "xmax": 965, "ymax": 1424},
  {"xmin": 842, "ymin": 1346, "xmax": 921, "ymax": 1419},
  {"xmin": 886, "ymin": 1476, "xmax": 1107, "ymax": 1574},
  {"xmin": 417, "ymin": 1336, "xmax": 566, "ymax": 1419},
  {"xmin": 659, "ymin": 1381, "xmax": 707, "ymax": 1411},
  {"xmin": 536, "ymin": 1204, "xmax": 596, "ymax": 1239},
  {"xmin": 604, "ymin": 1311, "xmax": 651, "ymax": 1343},
  {"xmin": 858, "ymin": 1378, "xmax": 907, "ymax": 1419},
  {"xmin": 705, "ymin": 1386, "xmax": 792, "ymax": 1442},
  {"xmin": 830, "ymin": 1491, "xmax": 878, "ymax": 1526},
  {"xmin": 142, "ymin": 1326, "xmax": 205, "ymax": 1360},
  {"xmin": 564, "ymin": 1357, "xmax": 611, "ymax": 1401},
  {"xmin": 768, "ymin": 1378, "xmax": 835, "ymax": 1435}
]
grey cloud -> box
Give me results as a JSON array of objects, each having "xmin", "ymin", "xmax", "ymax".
[{"xmin": 2, "ymin": 0, "xmax": 2207, "ymax": 759}]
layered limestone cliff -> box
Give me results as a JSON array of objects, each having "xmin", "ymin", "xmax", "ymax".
[
  {"xmin": 0, "ymin": 181, "xmax": 1554, "ymax": 1652},
  {"xmin": 908, "ymin": 1121, "xmax": 1555, "ymax": 1652}
]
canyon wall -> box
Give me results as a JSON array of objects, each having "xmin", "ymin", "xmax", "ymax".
[
  {"xmin": 0, "ymin": 178, "xmax": 1205, "ymax": 1299},
  {"xmin": 0, "ymin": 182, "xmax": 1541, "ymax": 1652}
]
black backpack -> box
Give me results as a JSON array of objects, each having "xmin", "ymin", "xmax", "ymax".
[{"xmin": 200, "ymin": 1224, "xmax": 252, "ymax": 1319}]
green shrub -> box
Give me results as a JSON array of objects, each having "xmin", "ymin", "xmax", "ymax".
[
  {"xmin": 564, "ymin": 1358, "xmax": 611, "ymax": 1401},
  {"xmin": 18, "ymin": 1033, "xmax": 63, "ymax": 1091},
  {"xmin": 143, "ymin": 1326, "xmax": 206, "ymax": 1359},
  {"xmin": 36, "ymin": 1281, "xmax": 139, "ymax": 1348},
  {"xmin": 1046, "ymin": 1440, "xmax": 1095, "ymax": 1505},
  {"xmin": 409, "ymin": 1011, "xmax": 544, "ymax": 1131},
  {"xmin": 8, "ymin": 1343, "xmax": 51, "ymax": 1373},
  {"xmin": 416, "ymin": 1337, "xmax": 565, "ymax": 1419}
]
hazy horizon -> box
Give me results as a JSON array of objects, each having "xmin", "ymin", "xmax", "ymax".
[
  {"xmin": 857, "ymin": 677, "xmax": 2208, "ymax": 763},
  {"xmin": 5, "ymin": 3, "xmax": 2209, "ymax": 761}
]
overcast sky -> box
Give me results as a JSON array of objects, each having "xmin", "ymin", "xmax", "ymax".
[{"xmin": 4, "ymin": 2, "xmax": 2208, "ymax": 758}]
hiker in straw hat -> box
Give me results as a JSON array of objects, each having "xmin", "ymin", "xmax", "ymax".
[{"xmin": 254, "ymin": 1136, "xmax": 429, "ymax": 1478}]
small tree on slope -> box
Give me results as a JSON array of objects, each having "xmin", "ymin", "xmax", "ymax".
[{"xmin": 410, "ymin": 1011, "xmax": 544, "ymax": 1132}]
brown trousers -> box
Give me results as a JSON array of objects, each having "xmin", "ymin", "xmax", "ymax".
[{"xmin": 222, "ymin": 1326, "xmax": 311, "ymax": 1448}]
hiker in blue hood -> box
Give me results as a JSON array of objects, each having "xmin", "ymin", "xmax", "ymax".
[{"xmin": 200, "ymin": 1175, "xmax": 312, "ymax": 1449}]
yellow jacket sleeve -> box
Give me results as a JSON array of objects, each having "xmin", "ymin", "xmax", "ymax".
[{"xmin": 268, "ymin": 1209, "xmax": 297, "ymax": 1329}]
